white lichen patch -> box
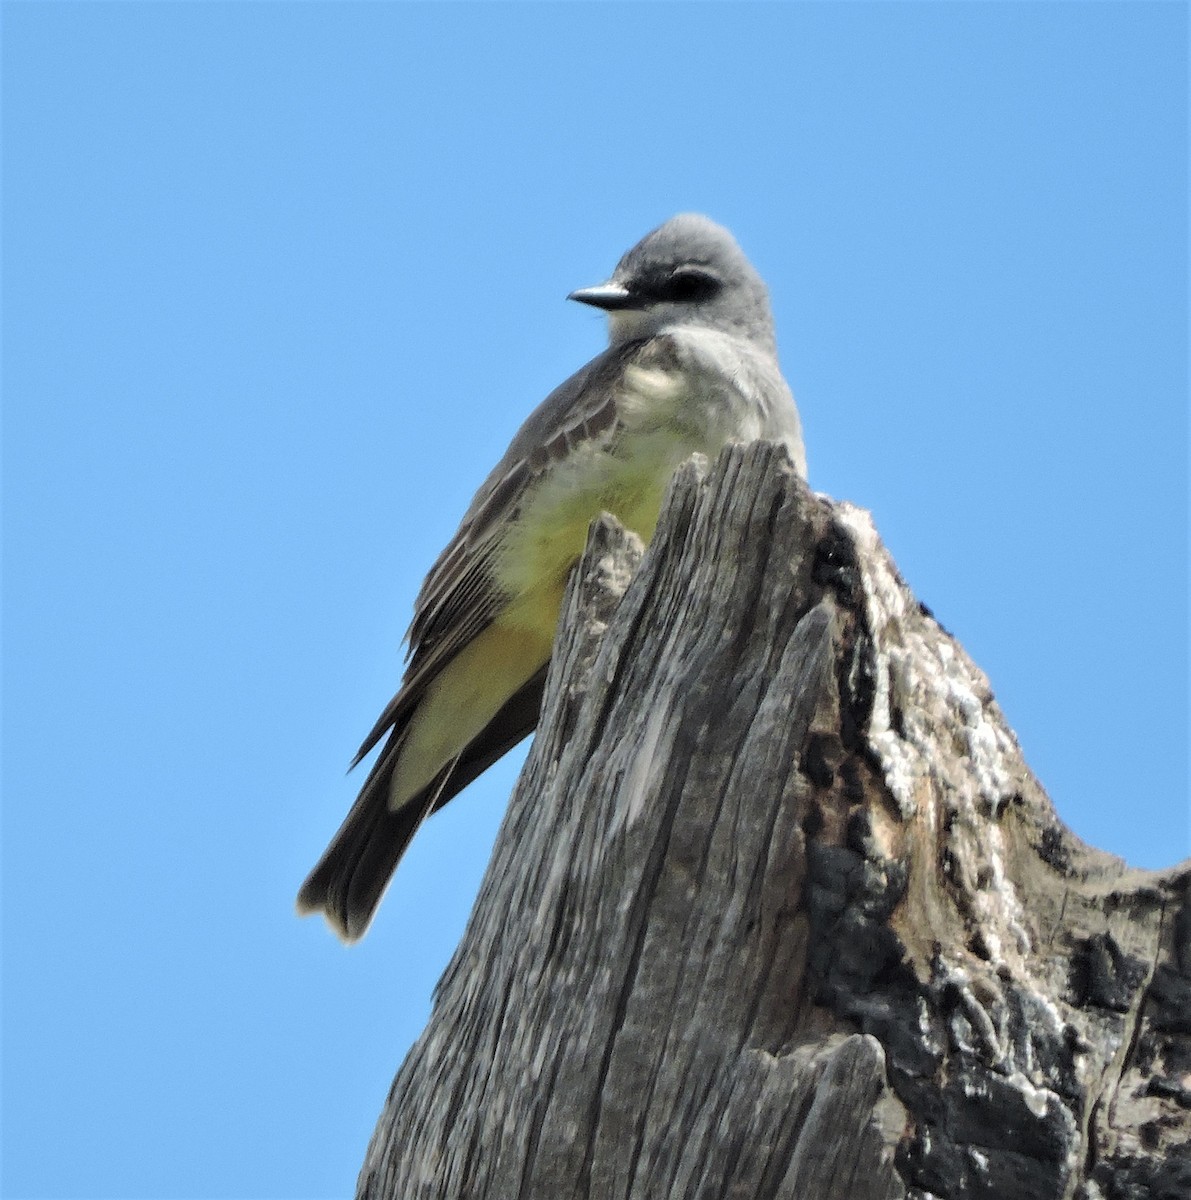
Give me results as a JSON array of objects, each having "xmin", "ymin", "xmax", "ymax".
[
  {"xmin": 842, "ymin": 515, "xmax": 920, "ymax": 819},
  {"xmin": 936, "ymin": 956, "xmax": 1007, "ymax": 1061},
  {"xmin": 946, "ymin": 673, "xmax": 1017, "ymax": 815},
  {"xmin": 972, "ymin": 823, "xmax": 1033, "ymax": 959},
  {"xmin": 836, "ymin": 504, "xmax": 1036, "ymax": 976},
  {"xmin": 837, "ymin": 504, "xmax": 1020, "ymax": 810},
  {"xmin": 1007, "ymin": 1070, "xmax": 1057, "ymax": 1119}
]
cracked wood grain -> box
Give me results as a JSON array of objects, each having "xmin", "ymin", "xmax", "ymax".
[{"xmin": 357, "ymin": 443, "xmax": 1190, "ymax": 1200}]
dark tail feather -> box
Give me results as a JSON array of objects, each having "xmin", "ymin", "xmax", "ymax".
[
  {"xmin": 296, "ymin": 666, "xmax": 548, "ymax": 941},
  {"xmin": 295, "ymin": 776, "xmax": 437, "ymax": 942}
]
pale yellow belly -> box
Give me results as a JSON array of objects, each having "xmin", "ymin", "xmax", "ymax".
[
  {"xmin": 495, "ymin": 448, "xmax": 674, "ymax": 602},
  {"xmin": 389, "ymin": 439, "xmax": 686, "ymax": 810},
  {"xmin": 387, "ymin": 594, "xmax": 559, "ymax": 807}
]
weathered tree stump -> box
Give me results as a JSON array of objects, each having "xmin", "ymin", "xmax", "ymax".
[{"xmin": 358, "ymin": 443, "xmax": 1190, "ymax": 1200}]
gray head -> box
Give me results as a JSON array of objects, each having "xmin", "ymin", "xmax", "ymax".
[{"xmin": 569, "ymin": 214, "xmax": 776, "ymax": 350}]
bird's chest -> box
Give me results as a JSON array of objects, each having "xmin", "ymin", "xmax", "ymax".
[{"xmin": 495, "ymin": 367, "xmax": 750, "ymax": 599}]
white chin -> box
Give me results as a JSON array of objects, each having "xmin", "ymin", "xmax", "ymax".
[{"xmin": 608, "ymin": 308, "xmax": 662, "ymax": 344}]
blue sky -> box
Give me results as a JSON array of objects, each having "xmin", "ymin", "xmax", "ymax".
[{"xmin": 3, "ymin": 4, "xmax": 1186, "ymax": 1198}]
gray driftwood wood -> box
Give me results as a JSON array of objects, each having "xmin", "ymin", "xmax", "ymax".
[{"xmin": 358, "ymin": 443, "xmax": 1190, "ymax": 1200}]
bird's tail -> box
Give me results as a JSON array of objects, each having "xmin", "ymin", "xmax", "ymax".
[
  {"xmin": 296, "ymin": 665, "xmax": 548, "ymax": 941},
  {"xmin": 295, "ymin": 772, "xmax": 442, "ymax": 942}
]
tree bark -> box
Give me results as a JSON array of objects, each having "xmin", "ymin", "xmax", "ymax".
[{"xmin": 358, "ymin": 443, "xmax": 1190, "ymax": 1200}]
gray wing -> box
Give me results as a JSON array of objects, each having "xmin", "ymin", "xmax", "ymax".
[{"xmin": 351, "ymin": 340, "xmax": 636, "ymax": 765}]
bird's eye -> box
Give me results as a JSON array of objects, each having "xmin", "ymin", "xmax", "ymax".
[{"xmin": 663, "ymin": 268, "xmax": 721, "ymax": 303}]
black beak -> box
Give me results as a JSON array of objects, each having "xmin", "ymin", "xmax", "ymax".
[{"xmin": 567, "ymin": 282, "xmax": 636, "ymax": 311}]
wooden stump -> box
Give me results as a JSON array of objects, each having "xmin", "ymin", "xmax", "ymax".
[{"xmin": 359, "ymin": 443, "xmax": 1190, "ymax": 1200}]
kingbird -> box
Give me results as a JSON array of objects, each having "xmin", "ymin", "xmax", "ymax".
[{"xmin": 298, "ymin": 214, "xmax": 806, "ymax": 941}]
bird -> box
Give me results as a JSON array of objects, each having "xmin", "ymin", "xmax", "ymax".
[{"xmin": 297, "ymin": 214, "xmax": 806, "ymax": 941}]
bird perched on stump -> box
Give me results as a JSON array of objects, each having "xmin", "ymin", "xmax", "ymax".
[{"xmin": 297, "ymin": 214, "xmax": 807, "ymax": 941}]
